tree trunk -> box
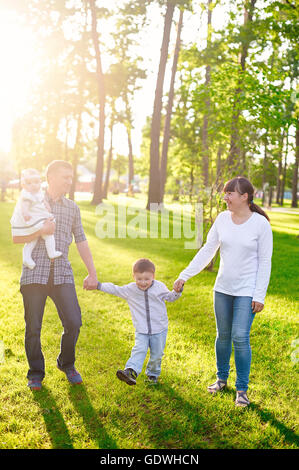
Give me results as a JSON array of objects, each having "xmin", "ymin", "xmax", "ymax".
[
  {"xmin": 123, "ymin": 95, "xmax": 134, "ymax": 189},
  {"xmin": 216, "ymin": 145, "xmax": 223, "ymax": 180},
  {"xmin": 146, "ymin": 1, "xmax": 175, "ymax": 210},
  {"xmin": 202, "ymin": 0, "xmax": 213, "ymax": 188},
  {"xmin": 160, "ymin": 8, "xmax": 183, "ymax": 202},
  {"xmin": 69, "ymin": 112, "xmax": 82, "ymax": 201},
  {"xmin": 268, "ymin": 186, "xmax": 273, "ymax": 207},
  {"xmin": 227, "ymin": 0, "xmax": 256, "ymax": 171},
  {"xmin": 103, "ymin": 113, "xmax": 114, "ymax": 198},
  {"xmin": 189, "ymin": 166, "xmax": 194, "ymax": 202},
  {"xmin": 127, "ymin": 127, "xmax": 134, "ymax": 188},
  {"xmin": 276, "ymin": 131, "xmax": 284, "ymax": 203},
  {"xmin": 262, "ymin": 134, "xmax": 268, "ymax": 206},
  {"xmin": 89, "ymin": 0, "xmax": 106, "ymax": 205},
  {"xmin": 69, "ymin": 64, "xmax": 86, "ymax": 201},
  {"xmin": 291, "ymin": 118, "xmax": 299, "ymax": 208},
  {"xmin": 280, "ymin": 128, "xmax": 289, "ymax": 206}
]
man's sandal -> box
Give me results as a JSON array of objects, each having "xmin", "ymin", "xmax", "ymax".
[
  {"xmin": 207, "ymin": 379, "xmax": 227, "ymax": 394},
  {"xmin": 235, "ymin": 391, "xmax": 250, "ymax": 407}
]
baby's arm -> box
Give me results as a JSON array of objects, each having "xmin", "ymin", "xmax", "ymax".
[
  {"xmin": 21, "ymin": 199, "xmax": 32, "ymax": 221},
  {"xmin": 43, "ymin": 199, "xmax": 52, "ymax": 213},
  {"xmin": 97, "ymin": 282, "xmax": 130, "ymax": 300}
]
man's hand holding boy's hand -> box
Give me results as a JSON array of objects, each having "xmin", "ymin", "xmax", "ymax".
[
  {"xmin": 83, "ymin": 272, "xmax": 98, "ymax": 290},
  {"xmin": 173, "ymin": 279, "xmax": 185, "ymax": 293}
]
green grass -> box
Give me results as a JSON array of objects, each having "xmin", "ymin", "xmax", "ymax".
[{"xmin": 0, "ymin": 197, "xmax": 298, "ymax": 449}]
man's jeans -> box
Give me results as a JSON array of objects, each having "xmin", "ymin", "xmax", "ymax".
[
  {"xmin": 20, "ymin": 267, "xmax": 82, "ymax": 380},
  {"xmin": 214, "ymin": 291, "xmax": 255, "ymax": 391},
  {"xmin": 125, "ymin": 329, "xmax": 168, "ymax": 378}
]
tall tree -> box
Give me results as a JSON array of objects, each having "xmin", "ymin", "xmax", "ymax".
[
  {"xmin": 146, "ymin": 1, "xmax": 175, "ymax": 209},
  {"xmin": 291, "ymin": 118, "xmax": 299, "ymax": 208},
  {"xmin": 69, "ymin": 13, "xmax": 90, "ymax": 200},
  {"xmin": 201, "ymin": 0, "xmax": 213, "ymax": 188},
  {"xmin": 227, "ymin": 0, "xmax": 257, "ymax": 172},
  {"xmin": 89, "ymin": 0, "xmax": 106, "ymax": 205},
  {"xmin": 160, "ymin": 8, "xmax": 184, "ymax": 202},
  {"xmin": 110, "ymin": 1, "xmax": 147, "ymax": 192}
]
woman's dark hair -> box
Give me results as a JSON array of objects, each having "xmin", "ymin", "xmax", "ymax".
[{"xmin": 223, "ymin": 176, "xmax": 270, "ymax": 221}]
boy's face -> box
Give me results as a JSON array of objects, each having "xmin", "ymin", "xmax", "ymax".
[
  {"xmin": 133, "ymin": 270, "xmax": 155, "ymax": 291},
  {"xmin": 23, "ymin": 176, "xmax": 41, "ymax": 194}
]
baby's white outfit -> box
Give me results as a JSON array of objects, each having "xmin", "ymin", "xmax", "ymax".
[{"xmin": 10, "ymin": 189, "xmax": 62, "ymax": 269}]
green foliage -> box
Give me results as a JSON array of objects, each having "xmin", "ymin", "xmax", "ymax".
[{"xmin": 5, "ymin": 0, "xmax": 299, "ymax": 207}]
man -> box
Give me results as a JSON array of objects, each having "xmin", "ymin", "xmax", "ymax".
[{"xmin": 13, "ymin": 160, "xmax": 98, "ymax": 390}]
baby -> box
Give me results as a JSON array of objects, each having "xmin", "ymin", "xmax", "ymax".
[
  {"xmin": 10, "ymin": 168, "xmax": 62, "ymax": 269},
  {"xmin": 97, "ymin": 258, "xmax": 183, "ymax": 385}
]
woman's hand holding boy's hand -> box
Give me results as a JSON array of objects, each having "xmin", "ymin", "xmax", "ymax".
[{"xmin": 173, "ymin": 279, "xmax": 185, "ymax": 293}]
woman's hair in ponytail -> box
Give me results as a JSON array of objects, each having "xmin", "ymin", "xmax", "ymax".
[{"xmin": 223, "ymin": 176, "xmax": 270, "ymax": 222}]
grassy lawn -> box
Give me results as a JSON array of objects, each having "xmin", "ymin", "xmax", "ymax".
[{"xmin": 0, "ymin": 196, "xmax": 298, "ymax": 449}]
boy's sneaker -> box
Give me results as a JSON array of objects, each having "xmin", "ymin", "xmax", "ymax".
[
  {"xmin": 58, "ymin": 365, "xmax": 83, "ymax": 385},
  {"xmin": 116, "ymin": 368, "xmax": 137, "ymax": 386},
  {"xmin": 145, "ymin": 375, "xmax": 158, "ymax": 385},
  {"xmin": 27, "ymin": 377, "xmax": 42, "ymax": 391}
]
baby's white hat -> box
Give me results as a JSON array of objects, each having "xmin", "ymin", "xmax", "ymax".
[{"xmin": 21, "ymin": 168, "xmax": 40, "ymax": 183}]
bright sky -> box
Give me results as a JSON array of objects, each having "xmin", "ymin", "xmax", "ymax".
[
  {"xmin": 0, "ymin": 1, "xmax": 226, "ymax": 158},
  {"xmin": 0, "ymin": 9, "xmax": 37, "ymax": 152}
]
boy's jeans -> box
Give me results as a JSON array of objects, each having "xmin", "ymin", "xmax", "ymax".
[
  {"xmin": 125, "ymin": 329, "xmax": 168, "ymax": 378},
  {"xmin": 214, "ymin": 291, "xmax": 255, "ymax": 391}
]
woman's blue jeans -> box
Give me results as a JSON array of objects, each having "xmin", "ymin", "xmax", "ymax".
[
  {"xmin": 214, "ymin": 291, "xmax": 255, "ymax": 391},
  {"xmin": 125, "ymin": 329, "xmax": 168, "ymax": 378}
]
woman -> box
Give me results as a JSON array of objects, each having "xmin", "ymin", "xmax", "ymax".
[{"xmin": 174, "ymin": 176, "xmax": 273, "ymax": 407}]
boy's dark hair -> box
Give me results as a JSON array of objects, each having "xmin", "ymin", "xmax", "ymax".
[
  {"xmin": 133, "ymin": 258, "xmax": 155, "ymax": 274},
  {"xmin": 46, "ymin": 160, "xmax": 73, "ymax": 180}
]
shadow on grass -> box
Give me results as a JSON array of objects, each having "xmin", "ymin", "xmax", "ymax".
[
  {"xmin": 135, "ymin": 381, "xmax": 231, "ymax": 449},
  {"xmin": 68, "ymin": 384, "xmax": 118, "ymax": 449},
  {"xmin": 31, "ymin": 384, "xmax": 118, "ymax": 449},
  {"xmin": 222, "ymin": 388, "xmax": 299, "ymax": 447},
  {"xmin": 251, "ymin": 403, "xmax": 299, "ymax": 447},
  {"xmin": 31, "ymin": 386, "xmax": 73, "ymax": 449}
]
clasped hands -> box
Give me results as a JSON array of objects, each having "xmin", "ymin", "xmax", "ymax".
[{"xmin": 83, "ymin": 274, "xmax": 98, "ymax": 290}]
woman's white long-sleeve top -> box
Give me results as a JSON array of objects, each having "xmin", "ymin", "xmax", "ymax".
[{"xmin": 179, "ymin": 210, "xmax": 273, "ymax": 304}]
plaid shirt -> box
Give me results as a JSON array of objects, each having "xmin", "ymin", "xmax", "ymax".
[{"xmin": 20, "ymin": 192, "xmax": 86, "ymax": 286}]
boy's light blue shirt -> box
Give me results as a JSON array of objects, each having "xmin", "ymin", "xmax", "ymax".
[{"xmin": 97, "ymin": 280, "xmax": 182, "ymax": 335}]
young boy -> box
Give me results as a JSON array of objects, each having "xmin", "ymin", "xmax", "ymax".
[{"xmin": 97, "ymin": 258, "xmax": 182, "ymax": 385}]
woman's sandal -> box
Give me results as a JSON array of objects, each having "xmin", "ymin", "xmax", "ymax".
[
  {"xmin": 235, "ymin": 391, "xmax": 250, "ymax": 407},
  {"xmin": 207, "ymin": 379, "xmax": 227, "ymax": 394}
]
